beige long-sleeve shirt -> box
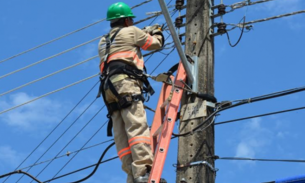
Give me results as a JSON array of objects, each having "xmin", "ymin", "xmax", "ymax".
[{"xmin": 98, "ymin": 25, "xmax": 163, "ymax": 82}]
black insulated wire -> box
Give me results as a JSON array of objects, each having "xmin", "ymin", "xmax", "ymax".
[
  {"xmin": 0, "ymin": 143, "xmax": 116, "ymax": 183},
  {"xmin": 226, "ymin": 16, "xmax": 246, "ymax": 47},
  {"xmin": 3, "ymin": 81, "xmax": 99, "ymax": 183},
  {"xmin": 215, "ymin": 106, "xmax": 305, "ymax": 126},
  {"xmin": 68, "ymin": 142, "xmax": 115, "ymax": 183},
  {"xmin": 173, "ymin": 85, "xmax": 305, "ymax": 137},
  {"xmin": 0, "ymin": 170, "xmax": 42, "ymax": 183}
]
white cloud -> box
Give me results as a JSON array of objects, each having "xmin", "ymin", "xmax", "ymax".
[
  {"xmin": 0, "ymin": 146, "xmax": 24, "ymax": 169},
  {"xmin": 0, "ymin": 92, "xmax": 67, "ymax": 131},
  {"xmin": 235, "ymin": 118, "xmax": 273, "ymax": 159}
]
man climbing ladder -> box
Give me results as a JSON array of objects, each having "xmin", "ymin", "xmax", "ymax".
[{"xmin": 97, "ymin": 2, "xmax": 166, "ymax": 183}]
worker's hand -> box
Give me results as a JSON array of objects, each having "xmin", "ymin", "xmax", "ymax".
[{"xmin": 142, "ymin": 24, "xmax": 162, "ymax": 35}]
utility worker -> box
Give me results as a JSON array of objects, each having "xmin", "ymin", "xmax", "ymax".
[{"xmin": 97, "ymin": 2, "xmax": 165, "ymax": 183}]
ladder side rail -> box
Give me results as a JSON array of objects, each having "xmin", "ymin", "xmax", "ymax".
[{"xmin": 148, "ymin": 62, "xmax": 186, "ymax": 183}]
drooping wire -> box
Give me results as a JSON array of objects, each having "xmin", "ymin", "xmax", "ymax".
[
  {"xmin": 16, "ymin": 98, "xmax": 100, "ymax": 183},
  {"xmin": 226, "ymin": 16, "xmax": 246, "ymax": 47},
  {"xmin": 0, "ymin": 0, "xmax": 153, "ymax": 64},
  {"xmin": 2, "ymin": 81, "xmax": 99, "ymax": 183}
]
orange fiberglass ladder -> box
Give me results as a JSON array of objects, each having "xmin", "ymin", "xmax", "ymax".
[{"xmin": 148, "ymin": 61, "xmax": 187, "ymax": 183}]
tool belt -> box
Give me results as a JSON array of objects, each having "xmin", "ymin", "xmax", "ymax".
[{"xmin": 97, "ymin": 60, "xmax": 155, "ymax": 136}]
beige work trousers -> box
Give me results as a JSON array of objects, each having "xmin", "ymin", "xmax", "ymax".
[{"xmin": 105, "ymin": 77, "xmax": 154, "ymax": 183}]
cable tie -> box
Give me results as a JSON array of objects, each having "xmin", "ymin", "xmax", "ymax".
[{"xmin": 248, "ymin": 98, "xmax": 252, "ymax": 103}]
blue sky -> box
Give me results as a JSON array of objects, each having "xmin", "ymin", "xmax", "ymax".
[{"xmin": 0, "ymin": 0, "xmax": 305, "ymax": 183}]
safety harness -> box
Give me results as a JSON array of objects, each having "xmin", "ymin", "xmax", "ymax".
[{"xmin": 97, "ymin": 28, "xmax": 155, "ymax": 136}]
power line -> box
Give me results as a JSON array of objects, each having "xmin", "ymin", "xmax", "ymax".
[
  {"xmin": 2, "ymin": 81, "xmax": 99, "ymax": 183},
  {"xmin": 0, "ymin": 37, "xmax": 101, "ymax": 80},
  {"xmin": 0, "ymin": 0, "xmax": 153, "ymax": 64},
  {"xmin": 51, "ymin": 120, "xmax": 108, "ymax": 179},
  {"xmin": 242, "ymin": 9, "xmax": 305, "ymax": 25},
  {"xmin": 226, "ymin": 0, "xmax": 275, "ymax": 13},
  {"xmin": 0, "ymin": 47, "xmax": 167, "ymax": 115},
  {"xmin": 18, "ymin": 139, "xmax": 114, "ymax": 171},
  {"xmin": 174, "ymin": 85, "xmax": 305, "ymax": 137},
  {"xmin": 45, "ymin": 137, "xmax": 179, "ymax": 182},
  {"xmin": 0, "ymin": 55, "xmax": 99, "ymax": 97},
  {"xmin": 16, "ymin": 98, "xmax": 100, "ymax": 183},
  {"xmin": 28, "ymin": 105, "xmax": 105, "ymax": 182},
  {"xmin": 0, "ymin": 74, "xmax": 98, "ymax": 115},
  {"xmin": 44, "ymin": 156, "xmax": 118, "ymax": 183},
  {"xmin": 0, "ymin": 170, "xmax": 42, "ymax": 183},
  {"xmin": 215, "ymin": 106, "xmax": 305, "ymax": 126},
  {"xmin": 215, "ymin": 157, "xmax": 305, "ymax": 163}
]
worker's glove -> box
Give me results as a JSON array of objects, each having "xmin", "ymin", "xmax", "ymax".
[
  {"xmin": 152, "ymin": 30, "xmax": 165, "ymax": 47},
  {"xmin": 143, "ymin": 24, "xmax": 165, "ymax": 47},
  {"xmin": 142, "ymin": 24, "xmax": 163, "ymax": 35}
]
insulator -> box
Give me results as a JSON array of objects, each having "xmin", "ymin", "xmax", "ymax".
[
  {"xmin": 175, "ymin": 16, "xmax": 183, "ymax": 28},
  {"xmin": 218, "ymin": 4, "xmax": 226, "ymax": 15},
  {"xmin": 175, "ymin": 0, "xmax": 185, "ymax": 10},
  {"xmin": 217, "ymin": 23, "xmax": 227, "ymax": 34}
]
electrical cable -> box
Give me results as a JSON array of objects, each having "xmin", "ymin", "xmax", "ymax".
[
  {"xmin": 215, "ymin": 106, "xmax": 305, "ymax": 126},
  {"xmin": 16, "ymin": 98, "xmax": 100, "ymax": 183},
  {"xmin": 0, "ymin": 55, "xmax": 99, "ymax": 97},
  {"xmin": 46, "ymin": 136, "xmax": 179, "ymax": 182},
  {"xmin": 27, "ymin": 102, "xmax": 104, "ymax": 183},
  {"xmin": 2, "ymin": 81, "xmax": 99, "ymax": 183},
  {"xmin": 150, "ymin": 48, "xmax": 176, "ymax": 75},
  {"xmin": 0, "ymin": 74, "xmax": 98, "ymax": 116},
  {"xmin": 173, "ymin": 85, "xmax": 305, "ymax": 137},
  {"xmin": 0, "ymin": 37, "xmax": 101, "ymax": 80},
  {"xmin": 68, "ymin": 142, "xmax": 115, "ymax": 183},
  {"xmin": 6, "ymin": 1, "xmax": 176, "ymax": 182},
  {"xmin": 0, "ymin": 8, "xmax": 164, "ymax": 80},
  {"xmin": 0, "ymin": 142, "xmax": 116, "ymax": 183},
  {"xmin": 242, "ymin": 9, "xmax": 305, "ymax": 26},
  {"xmin": 215, "ymin": 157, "xmax": 305, "ymax": 163},
  {"xmin": 0, "ymin": 0, "xmax": 153, "ymax": 64},
  {"xmin": 50, "ymin": 117, "xmax": 108, "ymax": 179},
  {"xmin": 18, "ymin": 139, "xmax": 114, "ymax": 171},
  {"xmin": 0, "ymin": 170, "xmax": 42, "ymax": 183},
  {"xmin": 44, "ymin": 157, "xmax": 118, "ymax": 183},
  {"xmin": 225, "ymin": 0, "xmax": 275, "ymax": 13},
  {"xmin": 226, "ymin": 16, "xmax": 246, "ymax": 47}
]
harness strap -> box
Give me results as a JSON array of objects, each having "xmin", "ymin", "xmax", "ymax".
[{"xmin": 106, "ymin": 94, "xmax": 145, "ymax": 136}]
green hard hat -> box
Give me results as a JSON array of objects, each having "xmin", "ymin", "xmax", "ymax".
[{"xmin": 107, "ymin": 2, "xmax": 136, "ymax": 21}]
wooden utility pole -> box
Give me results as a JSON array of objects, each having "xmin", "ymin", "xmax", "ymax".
[{"xmin": 176, "ymin": 0, "xmax": 215, "ymax": 182}]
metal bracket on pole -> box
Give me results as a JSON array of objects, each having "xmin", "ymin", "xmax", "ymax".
[{"xmin": 158, "ymin": 0, "xmax": 195, "ymax": 85}]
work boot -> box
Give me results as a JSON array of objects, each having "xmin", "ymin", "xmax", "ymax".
[{"xmin": 134, "ymin": 173, "xmax": 167, "ymax": 183}]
